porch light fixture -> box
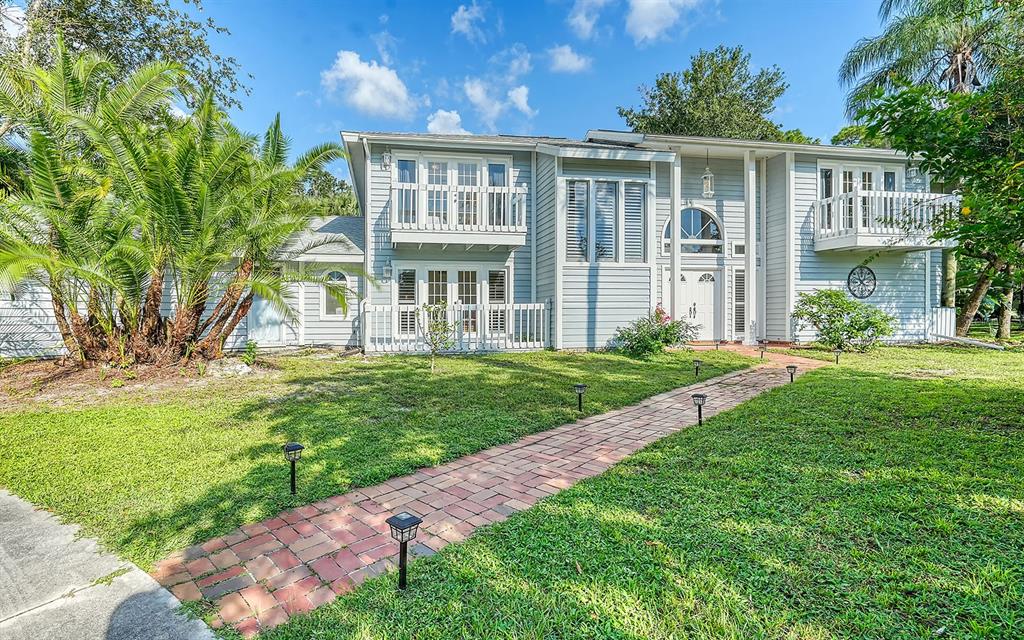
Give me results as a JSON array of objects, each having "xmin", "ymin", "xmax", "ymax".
[
  {"xmin": 701, "ymin": 149, "xmax": 715, "ymax": 199},
  {"xmin": 693, "ymin": 359, "xmax": 702, "ymax": 379},
  {"xmin": 282, "ymin": 442, "xmax": 304, "ymax": 495},
  {"xmin": 833, "ymin": 348, "xmax": 842, "ymax": 364},
  {"xmin": 382, "ymin": 259, "xmax": 393, "ymax": 281},
  {"xmin": 786, "ymin": 364, "xmax": 797, "ymax": 383},
  {"xmin": 692, "ymin": 393, "xmax": 707, "ymax": 426},
  {"xmin": 574, "ymin": 383, "xmax": 587, "ymax": 412},
  {"xmin": 385, "ymin": 511, "xmax": 422, "ymax": 590}
]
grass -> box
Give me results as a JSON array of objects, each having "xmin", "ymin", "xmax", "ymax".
[
  {"xmin": 967, "ymin": 320, "xmax": 1024, "ymax": 345},
  {"xmin": 0, "ymin": 349, "xmax": 751, "ymax": 569},
  {"xmin": 261, "ymin": 346, "xmax": 1024, "ymax": 640}
]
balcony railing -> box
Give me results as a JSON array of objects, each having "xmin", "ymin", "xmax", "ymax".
[
  {"xmin": 391, "ymin": 184, "xmax": 528, "ymax": 235},
  {"xmin": 815, "ymin": 189, "xmax": 959, "ymax": 251},
  {"xmin": 363, "ymin": 302, "xmax": 548, "ymax": 353}
]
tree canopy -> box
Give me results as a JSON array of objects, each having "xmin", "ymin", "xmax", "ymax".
[{"xmin": 617, "ymin": 45, "xmax": 817, "ymax": 143}]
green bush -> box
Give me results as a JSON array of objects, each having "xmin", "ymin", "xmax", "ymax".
[
  {"xmin": 613, "ymin": 305, "xmax": 698, "ymax": 358},
  {"xmin": 241, "ymin": 340, "xmax": 258, "ymax": 366},
  {"xmin": 792, "ymin": 289, "xmax": 896, "ymax": 351}
]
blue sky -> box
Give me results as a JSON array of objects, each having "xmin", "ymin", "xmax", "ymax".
[{"xmin": 202, "ymin": 0, "xmax": 886, "ymax": 179}]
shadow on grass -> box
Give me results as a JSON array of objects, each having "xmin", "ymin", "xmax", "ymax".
[{"xmin": 255, "ymin": 362, "xmax": 1024, "ymax": 639}]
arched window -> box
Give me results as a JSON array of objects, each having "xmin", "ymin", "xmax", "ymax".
[
  {"xmin": 324, "ymin": 271, "xmax": 348, "ymax": 316},
  {"xmin": 661, "ymin": 207, "xmax": 725, "ymax": 255}
]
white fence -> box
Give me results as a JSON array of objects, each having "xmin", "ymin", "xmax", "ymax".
[
  {"xmin": 363, "ymin": 303, "xmax": 548, "ymax": 353},
  {"xmin": 929, "ymin": 306, "xmax": 956, "ymax": 340},
  {"xmin": 391, "ymin": 184, "xmax": 528, "ymax": 234},
  {"xmin": 815, "ymin": 190, "xmax": 959, "ymax": 242}
]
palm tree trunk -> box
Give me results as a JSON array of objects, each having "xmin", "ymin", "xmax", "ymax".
[
  {"xmin": 196, "ymin": 259, "xmax": 253, "ymax": 356},
  {"xmin": 135, "ymin": 268, "xmax": 165, "ymax": 354},
  {"xmin": 50, "ymin": 293, "xmax": 82, "ymax": 362},
  {"xmin": 956, "ymin": 258, "xmax": 1004, "ymax": 336},
  {"xmin": 215, "ymin": 293, "xmax": 254, "ymax": 358}
]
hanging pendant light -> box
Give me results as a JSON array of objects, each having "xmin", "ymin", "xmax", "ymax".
[{"xmin": 701, "ymin": 149, "xmax": 715, "ymax": 198}]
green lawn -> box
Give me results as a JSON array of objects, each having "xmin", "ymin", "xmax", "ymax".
[
  {"xmin": 0, "ymin": 349, "xmax": 750, "ymax": 569},
  {"xmin": 263, "ymin": 346, "xmax": 1024, "ymax": 640}
]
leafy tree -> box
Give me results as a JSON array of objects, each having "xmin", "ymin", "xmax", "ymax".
[
  {"xmin": 791, "ymin": 289, "xmax": 896, "ymax": 351},
  {"xmin": 0, "ymin": 0, "xmax": 247, "ymax": 112},
  {"xmin": 830, "ymin": 124, "xmax": 889, "ymax": 148},
  {"xmin": 618, "ymin": 45, "xmax": 805, "ymax": 142},
  {"xmin": 300, "ymin": 166, "xmax": 359, "ymax": 216},
  {"xmin": 862, "ymin": 68, "xmax": 1024, "ymax": 336},
  {"xmin": 779, "ymin": 129, "xmax": 821, "ymax": 145}
]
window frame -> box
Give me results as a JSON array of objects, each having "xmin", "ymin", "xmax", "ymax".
[
  {"xmin": 563, "ymin": 177, "xmax": 653, "ymax": 266},
  {"xmin": 319, "ymin": 269, "xmax": 351, "ymax": 321},
  {"xmin": 661, "ymin": 206, "xmax": 726, "ymax": 257},
  {"xmin": 389, "ymin": 261, "xmax": 515, "ymax": 312}
]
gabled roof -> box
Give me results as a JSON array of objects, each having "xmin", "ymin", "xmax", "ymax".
[{"xmin": 283, "ymin": 215, "xmax": 364, "ymax": 260}]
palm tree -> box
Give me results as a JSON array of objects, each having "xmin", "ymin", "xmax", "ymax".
[{"xmin": 840, "ymin": 0, "xmax": 1007, "ymax": 114}]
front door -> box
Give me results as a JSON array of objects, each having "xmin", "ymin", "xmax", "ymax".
[
  {"xmin": 248, "ymin": 296, "xmax": 284, "ymax": 345},
  {"xmin": 664, "ymin": 268, "xmax": 721, "ymax": 341}
]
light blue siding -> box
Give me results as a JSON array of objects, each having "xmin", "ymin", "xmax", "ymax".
[
  {"xmin": 562, "ymin": 158, "xmax": 649, "ymax": 178},
  {"xmin": 301, "ymin": 265, "xmax": 362, "ymax": 347},
  {"xmin": 534, "ymin": 152, "xmax": 558, "ymax": 338},
  {"xmin": 0, "ymin": 283, "xmax": 64, "ymax": 358},
  {"xmin": 561, "ymin": 265, "xmax": 651, "ymax": 349},
  {"xmin": 764, "ymin": 154, "xmax": 788, "ymax": 339}
]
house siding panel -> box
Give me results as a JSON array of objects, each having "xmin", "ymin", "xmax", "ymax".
[
  {"xmin": 533, "ymin": 152, "xmax": 558, "ymax": 339},
  {"xmin": 764, "ymin": 154, "xmax": 788, "ymax": 339},
  {"xmin": 561, "ymin": 265, "xmax": 651, "ymax": 349}
]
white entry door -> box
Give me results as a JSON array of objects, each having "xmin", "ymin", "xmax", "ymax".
[
  {"xmin": 247, "ymin": 296, "xmax": 284, "ymax": 345},
  {"xmin": 663, "ymin": 268, "xmax": 721, "ymax": 341}
]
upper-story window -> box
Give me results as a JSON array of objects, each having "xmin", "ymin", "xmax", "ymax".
[
  {"xmin": 565, "ymin": 178, "xmax": 649, "ymax": 264},
  {"xmin": 661, "ymin": 207, "xmax": 724, "ymax": 255}
]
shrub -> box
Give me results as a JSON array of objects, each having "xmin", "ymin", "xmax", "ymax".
[
  {"xmin": 241, "ymin": 340, "xmax": 258, "ymax": 366},
  {"xmin": 613, "ymin": 305, "xmax": 698, "ymax": 358},
  {"xmin": 791, "ymin": 289, "xmax": 896, "ymax": 351}
]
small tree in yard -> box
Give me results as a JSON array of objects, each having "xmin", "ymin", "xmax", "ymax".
[
  {"xmin": 792, "ymin": 289, "xmax": 896, "ymax": 352},
  {"xmin": 418, "ymin": 304, "xmax": 455, "ymax": 374},
  {"xmin": 613, "ymin": 305, "xmax": 698, "ymax": 359}
]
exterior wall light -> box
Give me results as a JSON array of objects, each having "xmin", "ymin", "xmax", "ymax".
[
  {"xmin": 574, "ymin": 383, "xmax": 587, "ymax": 412},
  {"xmin": 693, "ymin": 359, "xmax": 702, "ymax": 379},
  {"xmin": 382, "ymin": 259, "xmax": 393, "ymax": 281},
  {"xmin": 786, "ymin": 364, "xmax": 797, "ymax": 382},
  {"xmin": 701, "ymin": 149, "xmax": 715, "ymax": 198},
  {"xmin": 385, "ymin": 511, "xmax": 423, "ymax": 590},
  {"xmin": 282, "ymin": 442, "xmax": 304, "ymax": 495},
  {"xmin": 692, "ymin": 393, "xmax": 707, "ymax": 425}
]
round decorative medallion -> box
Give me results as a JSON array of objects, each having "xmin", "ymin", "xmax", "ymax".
[{"xmin": 847, "ymin": 266, "xmax": 877, "ymax": 299}]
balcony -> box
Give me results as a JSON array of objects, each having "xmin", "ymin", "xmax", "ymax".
[
  {"xmin": 390, "ymin": 184, "xmax": 529, "ymax": 247},
  {"xmin": 814, "ymin": 190, "xmax": 959, "ymax": 252}
]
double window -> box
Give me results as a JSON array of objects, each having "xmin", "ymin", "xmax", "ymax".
[
  {"xmin": 819, "ymin": 163, "xmax": 905, "ymax": 231},
  {"xmin": 394, "ymin": 266, "xmax": 511, "ymax": 335},
  {"xmin": 393, "ymin": 155, "xmax": 512, "ymax": 228},
  {"xmin": 565, "ymin": 179, "xmax": 648, "ymax": 263}
]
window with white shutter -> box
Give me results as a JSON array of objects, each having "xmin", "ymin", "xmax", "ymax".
[
  {"xmin": 624, "ymin": 183, "xmax": 646, "ymax": 263},
  {"xmin": 594, "ymin": 181, "xmax": 617, "ymax": 262},
  {"xmin": 566, "ymin": 180, "xmax": 588, "ymax": 262},
  {"xmin": 733, "ymin": 270, "xmax": 746, "ymax": 336}
]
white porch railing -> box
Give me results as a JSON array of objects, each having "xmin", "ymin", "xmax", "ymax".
[
  {"xmin": 363, "ymin": 302, "xmax": 548, "ymax": 353},
  {"xmin": 391, "ymin": 184, "xmax": 528, "ymax": 234},
  {"xmin": 929, "ymin": 306, "xmax": 956, "ymax": 340},
  {"xmin": 815, "ymin": 190, "xmax": 959, "ymax": 247}
]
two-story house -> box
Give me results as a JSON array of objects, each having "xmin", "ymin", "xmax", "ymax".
[{"xmin": 0, "ymin": 130, "xmax": 960, "ymax": 358}]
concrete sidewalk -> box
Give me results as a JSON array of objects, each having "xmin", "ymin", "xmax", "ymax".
[{"xmin": 0, "ymin": 490, "xmax": 212, "ymax": 640}]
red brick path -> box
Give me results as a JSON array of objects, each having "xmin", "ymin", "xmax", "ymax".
[{"xmin": 152, "ymin": 349, "xmax": 824, "ymax": 636}]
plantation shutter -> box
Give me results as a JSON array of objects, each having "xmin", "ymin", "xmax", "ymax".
[
  {"xmin": 566, "ymin": 180, "xmax": 588, "ymax": 261},
  {"xmin": 594, "ymin": 181, "xmax": 616, "ymax": 262},
  {"xmin": 733, "ymin": 270, "xmax": 746, "ymax": 336},
  {"xmin": 624, "ymin": 183, "xmax": 646, "ymax": 263},
  {"xmin": 398, "ymin": 269, "xmax": 416, "ymax": 334}
]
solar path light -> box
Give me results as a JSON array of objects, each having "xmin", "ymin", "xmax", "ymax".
[
  {"xmin": 692, "ymin": 393, "xmax": 707, "ymax": 426},
  {"xmin": 574, "ymin": 383, "xmax": 587, "ymax": 412},
  {"xmin": 786, "ymin": 364, "xmax": 797, "ymax": 383},
  {"xmin": 282, "ymin": 442, "xmax": 304, "ymax": 495},
  {"xmin": 386, "ymin": 512, "xmax": 423, "ymax": 590},
  {"xmin": 693, "ymin": 359, "xmax": 702, "ymax": 379}
]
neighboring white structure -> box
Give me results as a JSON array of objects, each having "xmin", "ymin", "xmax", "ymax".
[{"xmin": 0, "ymin": 131, "xmax": 959, "ymax": 358}]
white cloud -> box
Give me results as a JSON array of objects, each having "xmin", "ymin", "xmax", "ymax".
[
  {"xmin": 507, "ymin": 85, "xmax": 536, "ymax": 117},
  {"xmin": 626, "ymin": 0, "xmax": 702, "ymax": 45},
  {"xmin": 427, "ymin": 109, "xmax": 470, "ymax": 134},
  {"xmin": 295, "ymin": 89, "xmax": 312, "ymax": 98},
  {"xmin": 1, "ymin": 4, "xmax": 26, "ymax": 38},
  {"xmin": 490, "ymin": 44, "xmax": 531, "ymax": 80},
  {"xmin": 567, "ymin": 0, "xmax": 612, "ymax": 40},
  {"xmin": 372, "ymin": 30, "xmax": 398, "ymax": 66},
  {"xmin": 320, "ymin": 51, "xmax": 416, "ymax": 120},
  {"xmin": 548, "ymin": 44, "xmax": 592, "ymax": 73},
  {"xmin": 464, "ymin": 77, "xmax": 504, "ymax": 129},
  {"xmin": 451, "ymin": 1, "xmax": 486, "ymax": 43}
]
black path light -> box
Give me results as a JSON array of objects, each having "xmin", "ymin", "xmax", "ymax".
[
  {"xmin": 786, "ymin": 364, "xmax": 797, "ymax": 383},
  {"xmin": 693, "ymin": 358, "xmax": 702, "ymax": 379},
  {"xmin": 386, "ymin": 511, "xmax": 423, "ymax": 590},
  {"xmin": 692, "ymin": 393, "xmax": 707, "ymax": 426},
  {"xmin": 574, "ymin": 383, "xmax": 587, "ymax": 412},
  {"xmin": 758, "ymin": 340, "xmax": 767, "ymax": 360},
  {"xmin": 282, "ymin": 442, "xmax": 304, "ymax": 495},
  {"xmin": 833, "ymin": 348, "xmax": 842, "ymax": 364}
]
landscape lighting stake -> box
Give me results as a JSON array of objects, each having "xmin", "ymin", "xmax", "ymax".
[
  {"xmin": 574, "ymin": 383, "xmax": 587, "ymax": 412},
  {"xmin": 833, "ymin": 349, "xmax": 842, "ymax": 364},
  {"xmin": 692, "ymin": 393, "xmax": 707, "ymax": 426},
  {"xmin": 282, "ymin": 442, "xmax": 305, "ymax": 495},
  {"xmin": 693, "ymin": 359, "xmax": 702, "ymax": 379},
  {"xmin": 786, "ymin": 364, "xmax": 797, "ymax": 383},
  {"xmin": 386, "ymin": 512, "xmax": 423, "ymax": 590},
  {"xmin": 759, "ymin": 340, "xmax": 767, "ymax": 360}
]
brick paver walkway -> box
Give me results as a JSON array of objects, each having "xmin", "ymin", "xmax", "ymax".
[{"xmin": 152, "ymin": 348, "xmax": 824, "ymax": 637}]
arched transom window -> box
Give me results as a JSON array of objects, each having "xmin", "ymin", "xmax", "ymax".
[{"xmin": 662, "ymin": 207, "xmax": 724, "ymax": 255}]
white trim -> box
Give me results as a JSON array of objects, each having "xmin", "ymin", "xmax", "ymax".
[
  {"xmin": 536, "ymin": 143, "xmax": 675, "ymax": 163},
  {"xmin": 530, "ymin": 150, "xmax": 537, "ymax": 303},
  {"xmin": 758, "ymin": 156, "xmax": 767, "ymax": 341},
  {"xmin": 361, "ymin": 136, "xmax": 372, "ymax": 351},
  {"xmin": 785, "ymin": 151, "xmax": 795, "ymax": 341},
  {"xmin": 344, "ymin": 131, "xmax": 537, "ymax": 150},
  {"xmin": 671, "ymin": 156, "xmax": 682, "ymax": 319},
  {"xmin": 318, "ymin": 268, "xmax": 353, "ymax": 322},
  {"xmin": 924, "ymin": 250, "xmax": 932, "ymax": 341},
  {"xmin": 297, "ymin": 282, "xmax": 306, "ymax": 345},
  {"xmin": 743, "ymin": 148, "xmax": 758, "ymax": 345},
  {"xmin": 661, "ymin": 206, "xmax": 726, "ymax": 257},
  {"xmin": 555, "ymin": 159, "xmax": 565, "ymax": 349},
  {"xmin": 648, "ymin": 161, "xmax": 658, "ymax": 311}
]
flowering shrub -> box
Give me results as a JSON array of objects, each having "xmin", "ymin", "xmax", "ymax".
[
  {"xmin": 791, "ymin": 289, "xmax": 896, "ymax": 351},
  {"xmin": 613, "ymin": 305, "xmax": 698, "ymax": 358}
]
